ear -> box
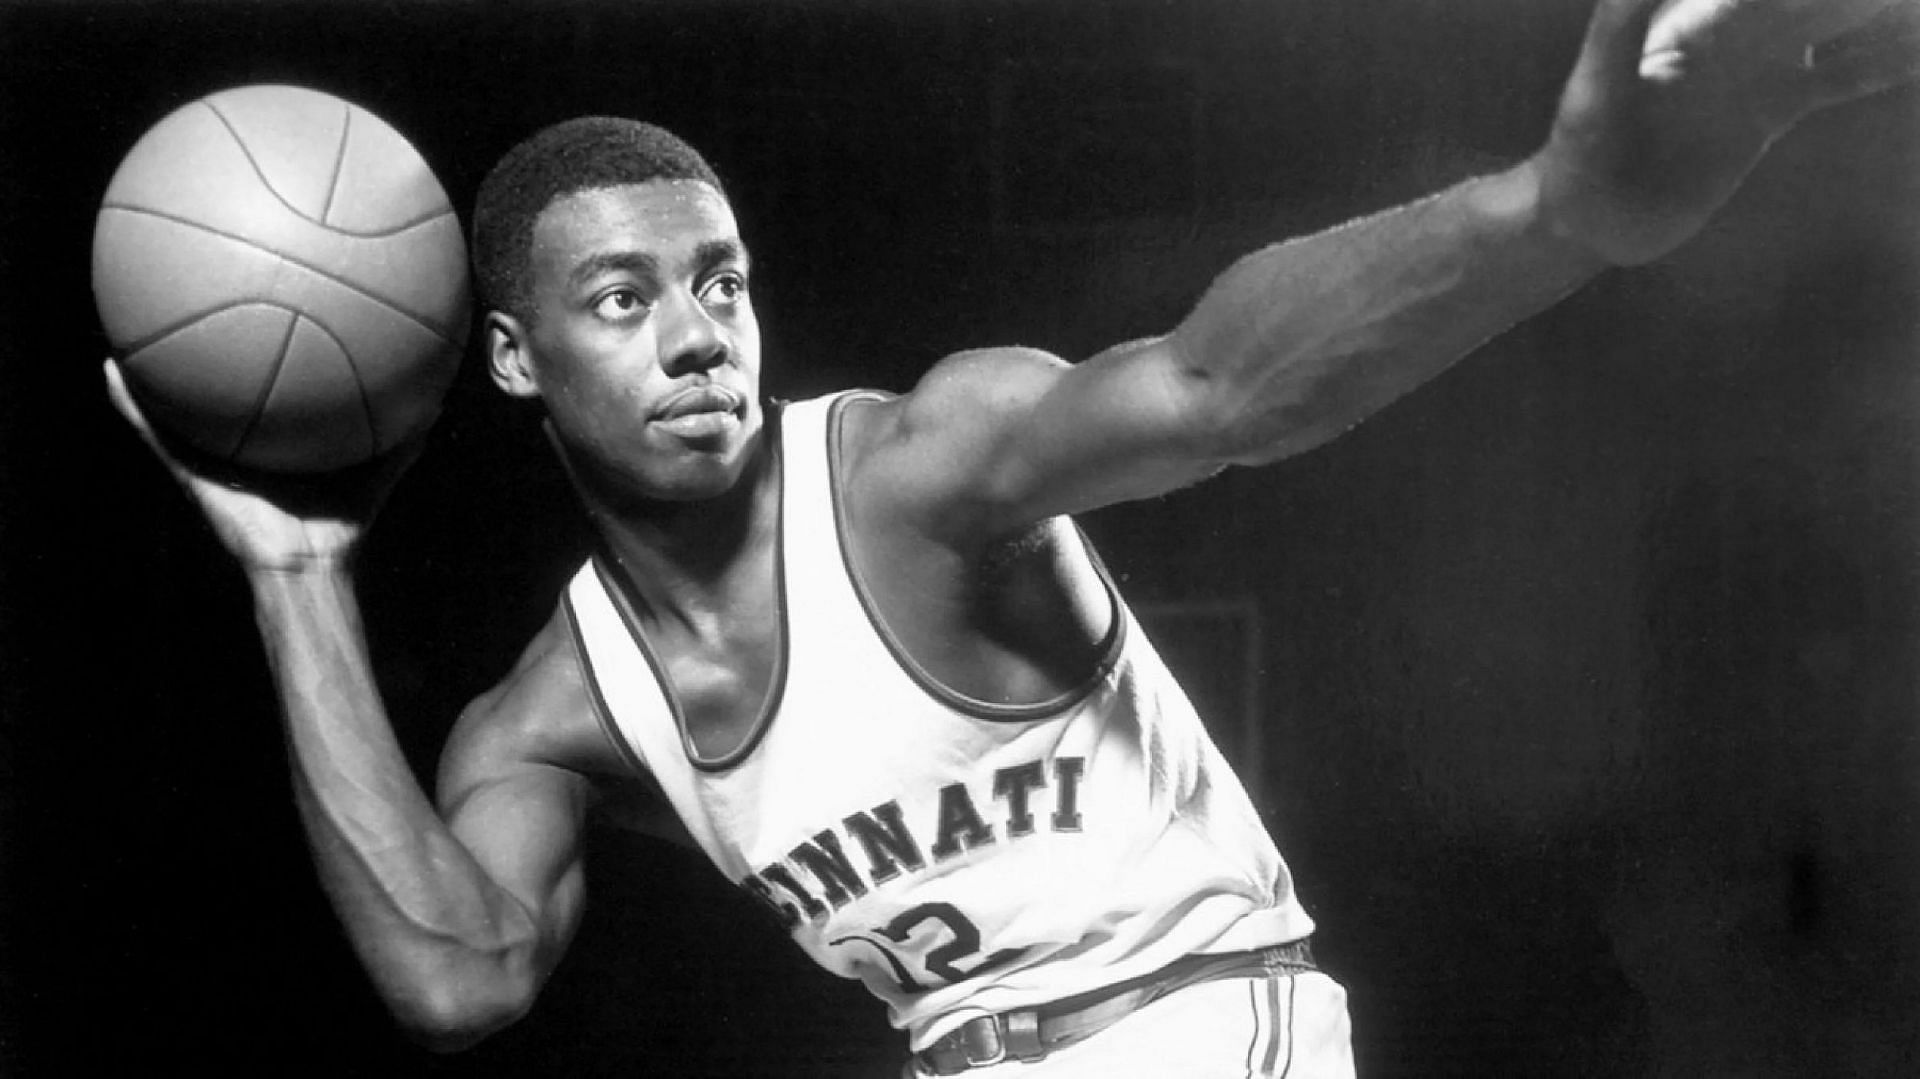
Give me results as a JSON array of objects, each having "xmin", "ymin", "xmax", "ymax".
[{"xmin": 486, "ymin": 310, "xmax": 542, "ymax": 399}]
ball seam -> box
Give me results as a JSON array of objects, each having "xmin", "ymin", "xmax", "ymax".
[
  {"xmin": 95, "ymin": 205, "xmax": 466, "ymax": 349},
  {"xmin": 203, "ymin": 97, "xmax": 451, "ymax": 239}
]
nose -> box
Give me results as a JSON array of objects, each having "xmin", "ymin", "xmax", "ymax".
[{"xmin": 659, "ymin": 293, "xmax": 729, "ymax": 378}]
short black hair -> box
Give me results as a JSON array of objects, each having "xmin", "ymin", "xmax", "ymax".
[{"xmin": 471, "ymin": 116, "xmax": 725, "ymax": 323}]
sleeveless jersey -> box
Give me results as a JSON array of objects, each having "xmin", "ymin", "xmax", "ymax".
[{"xmin": 564, "ymin": 391, "xmax": 1314, "ymax": 1049}]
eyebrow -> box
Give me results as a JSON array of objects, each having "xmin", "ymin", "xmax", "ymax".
[
  {"xmin": 565, "ymin": 239, "xmax": 749, "ymax": 292},
  {"xmin": 694, "ymin": 238, "xmax": 751, "ymax": 276},
  {"xmin": 567, "ymin": 250, "xmax": 660, "ymax": 292}
]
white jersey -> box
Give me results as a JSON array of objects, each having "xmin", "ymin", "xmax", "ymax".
[{"xmin": 564, "ymin": 391, "xmax": 1314, "ymax": 1050}]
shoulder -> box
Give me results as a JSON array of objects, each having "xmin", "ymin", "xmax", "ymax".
[
  {"xmin": 838, "ymin": 347, "xmax": 1072, "ymax": 534},
  {"xmin": 836, "ymin": 346, "xmax": 1071, "ymax": 438},
  {"xmin": 894, "ymin": 346, "xmax": 1072, "ymax": 430}
]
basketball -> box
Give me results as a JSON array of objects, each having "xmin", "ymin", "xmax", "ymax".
[{"xmin": 92, "ymin": 84, "xmax": 469, "ymax": 473}]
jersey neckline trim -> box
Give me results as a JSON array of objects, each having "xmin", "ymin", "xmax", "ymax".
[
  {"xmin": 824, "ymin": 390, "xmax": 1127, "ymax": 722},
  {"xmin": 563, "ymin": 588, "xmax": 656, "ymax": 781}
]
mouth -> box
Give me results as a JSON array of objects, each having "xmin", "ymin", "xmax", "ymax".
[
  {"xmin": 654, "ymin": 385, "xmax": 747, "ymax": 441},
  {"xmin": 659, "ymin": 385, "xmax": 744, "ymax": 420}
]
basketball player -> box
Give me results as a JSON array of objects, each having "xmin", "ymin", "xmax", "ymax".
[{"xmin": 105, "ymin": 1, "xmax": 1918, "ymax": 1074}]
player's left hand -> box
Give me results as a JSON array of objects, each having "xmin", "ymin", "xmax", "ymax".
[{"xmin": 1534, "ymin": 0, "xmax": 1919, "ymax": 266}]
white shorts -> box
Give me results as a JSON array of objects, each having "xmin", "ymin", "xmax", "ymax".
[{"xmin": 905, "ymin": 970, "xmax": 1354, "ymax": 1079}]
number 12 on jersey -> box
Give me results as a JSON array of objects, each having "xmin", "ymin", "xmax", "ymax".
[{"xmin": 830, "ymin": 901, "xmax": 1025, "ymax": 993}]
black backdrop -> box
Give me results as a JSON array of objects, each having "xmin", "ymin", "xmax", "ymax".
[{"xmin": 3, "ymin": 1, "xmax": 1918, "ymax": 1075}]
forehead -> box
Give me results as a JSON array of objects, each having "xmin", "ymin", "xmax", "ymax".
[{"xmin": 528, "ymin": 180, "xmax": 740, "ymax": 281}]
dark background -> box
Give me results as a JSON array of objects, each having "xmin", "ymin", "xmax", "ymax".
[{"xmin": 3, "ymin": 0, "xmax": 1918, "ymax": 1075}]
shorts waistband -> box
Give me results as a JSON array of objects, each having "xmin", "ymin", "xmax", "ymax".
[{"xmin": 914, "ymin": 938, "xmax": 1316, "ymax": 1075}]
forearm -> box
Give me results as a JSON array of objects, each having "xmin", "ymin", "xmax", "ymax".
[
  {"xmin": 249, "ymin": 567, "xmax": 539, "ymax": 1045},
  {"xmin": 1170, "ymin": 158, "xmax": 1607, "ymax": 466}
]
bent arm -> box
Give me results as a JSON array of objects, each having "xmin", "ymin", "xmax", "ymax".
[
  {"xmin": 255, "ymin": 568, "xmax": 587, "ymax": 1051},
  {"xmin": 106, "ymin": 362, "xmax": 587, "ymax": 1048}
]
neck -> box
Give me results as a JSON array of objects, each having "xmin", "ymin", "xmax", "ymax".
[{"xmin": 564, "ymin": 433, "xmax": 780, "ymax": 631}]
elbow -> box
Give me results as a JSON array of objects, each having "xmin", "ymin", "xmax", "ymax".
[
  {"xmin": 1146, "ymin": 334, "xmax": 1254, "ymax": 471},
  {"xmin": 1162, "ymin": 371, "xmax": 1301, "ymax": 473},
  {"xmin": 403, "ymin": 1013, "xmax": 512, "ymax": 1056},
  {"xmin": 390, "ymin": 969, "xmax": 539, "ymax": 1053}
]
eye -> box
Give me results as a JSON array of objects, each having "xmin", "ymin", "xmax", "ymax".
[
  {"xmin": 700, "ymin": 272, "xmax": 748, "ymax": 309},
  {"xmin": 592, "ymin": 287, "xmax": 649, "ymax": 320}
]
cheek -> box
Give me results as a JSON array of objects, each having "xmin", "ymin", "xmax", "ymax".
[
  {"xmin": 561, "ymin": 377, "xmax": 651, "ymax": 433},
  {"xmin": 536, "ymin": 335, "xmax": 653, "ymax": 409},
  {"xmin": 731, "ymin": 315, "xmax": 764, "ymax": 374}
]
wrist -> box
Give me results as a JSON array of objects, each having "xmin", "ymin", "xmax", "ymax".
[
  {"xmin": 246, "ymin": 557, "xmax": 369, "ymax": 647},
  {"xmin": 1525, "ymin": 133, "xmax": 1738, "ymax": 268},
  {"xmin": 223, "ymin": 522, "xmax": 364, "ymax": 582},
  {"xmin": 246, "ymin": 557, "xmax": 355, "ymax": 598}
]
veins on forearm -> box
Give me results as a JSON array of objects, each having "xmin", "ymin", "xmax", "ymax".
[
  {"xmin": 1170, "ymin": 169, "xmax": 1601, "ymax": 464},
  {"xmin": 252, "ymin": 570, "xmax": 533, "ymax": 958}
]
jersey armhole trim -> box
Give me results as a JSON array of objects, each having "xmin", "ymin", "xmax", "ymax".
[{"xmin": 824, "ymin": 390, "xmax": 1128, "ymax": 723}]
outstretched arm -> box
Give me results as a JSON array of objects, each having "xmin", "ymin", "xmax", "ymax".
[
  {"xmin": 106, "ymin": 362, "xmax": 588, "ymax": 1050},
  {"xmin": 871, "ymin": 0, "xmax": 1920, "ymax": 536}
]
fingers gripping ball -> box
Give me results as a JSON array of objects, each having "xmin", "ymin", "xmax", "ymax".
[{"xmin": 92, "ymin": 84, "xmax": 469, "ymax": 473}]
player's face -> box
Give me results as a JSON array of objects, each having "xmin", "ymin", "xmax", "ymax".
[{"xmin": 495, "ymin": 180, "xmax": 764, "ymax": 503}]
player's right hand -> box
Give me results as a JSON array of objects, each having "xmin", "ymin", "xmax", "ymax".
[{"xmin": 105, "ymin": 358, "xmax": 420, "ymax": 575}]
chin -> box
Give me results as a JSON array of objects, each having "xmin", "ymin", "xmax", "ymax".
[
  {"xmin": 584, "ymin": 413, "xmax": 765, "ymax": 507},
  {"xmin": 641, "ymin": 444, "xmax": 761, "ymax": 504},
  {"xmin": 652, "ymin": 469, "xmax": 746, "ymax": 503}
]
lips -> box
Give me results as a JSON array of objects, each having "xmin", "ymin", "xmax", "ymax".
[{"xmin": 657, "ymin": 385, "xmax": 744, "ymax": 421}]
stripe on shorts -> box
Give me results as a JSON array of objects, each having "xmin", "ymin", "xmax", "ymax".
[{"xmin": 1241, "ymin": 973, "xmax": 1298, "ymax": 1078}]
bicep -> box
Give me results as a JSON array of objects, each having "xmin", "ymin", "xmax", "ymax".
[
  {"xmin": 433, "ymin": 635, "xmax": 600, "ymax": 976},
  {"xmin": 878, "ymin": 340, "xmax": 1230, "ymax": 535}
]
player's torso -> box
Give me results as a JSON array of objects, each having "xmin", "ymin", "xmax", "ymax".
[
  {"xmin": 596, "ymin": 390, "xmax": 1119, "ymax": 764},
  {"xmin": 566, "ymin": 391, "xmax": 1308, "ymax": 1044}
]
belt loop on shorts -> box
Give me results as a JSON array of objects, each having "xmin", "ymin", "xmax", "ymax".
[{"xmin": 941, "ymin": 1008, "xmax": 1046, "ymax": 1070}]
